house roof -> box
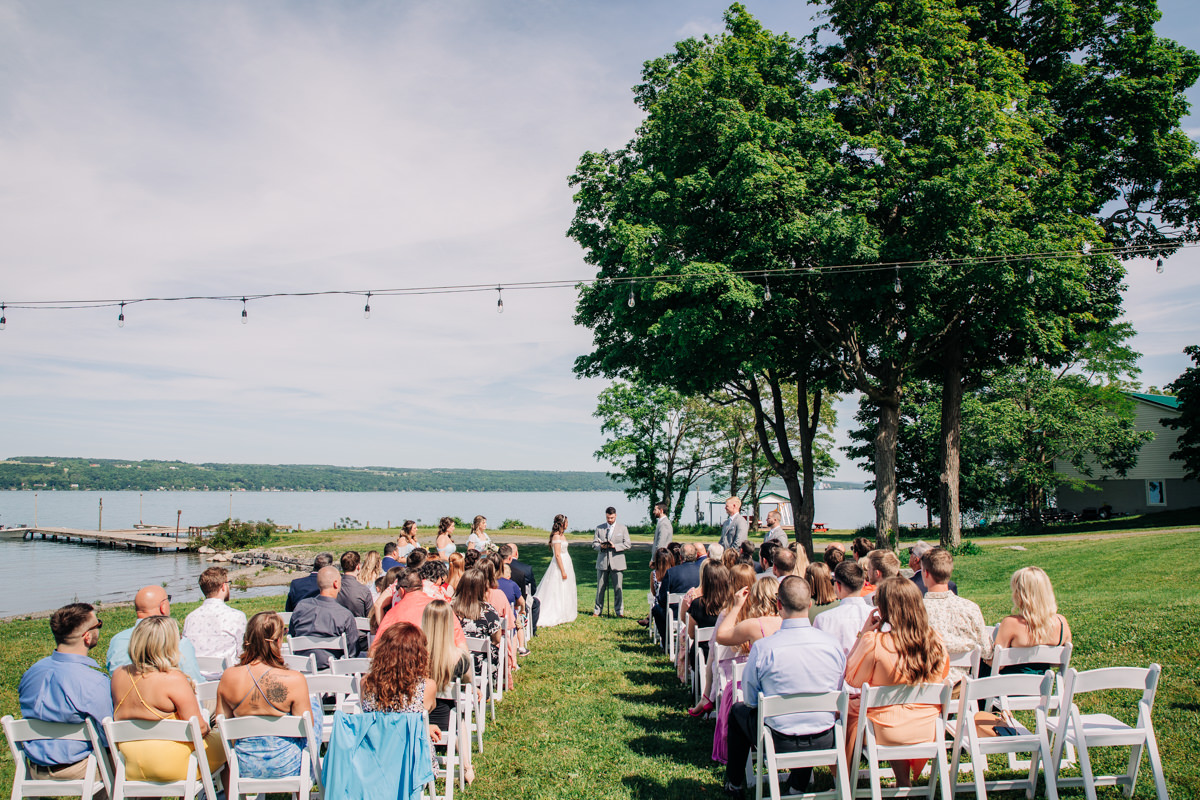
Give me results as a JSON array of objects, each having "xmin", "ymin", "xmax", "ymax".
[{"xmin": 1126, "ymin": 391, "xmax": 1180, "ymax": 411}]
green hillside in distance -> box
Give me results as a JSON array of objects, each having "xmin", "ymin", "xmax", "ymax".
[{"xmin": 0, "ymin": 457, "xmax": 621, "ymax": 492}]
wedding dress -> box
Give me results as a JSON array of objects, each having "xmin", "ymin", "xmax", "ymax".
[{"xmin": 534, "ymin": 535, "xmax": 577, "ymax": 627}]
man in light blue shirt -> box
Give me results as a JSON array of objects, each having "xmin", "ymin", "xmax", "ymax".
[
  {"xmin": 725, "ymin": 576, "xmax": 846, "ymax": 798},
  {"xmin": 18, "ymin": 602, "xmax": 113, "ymax": 777},
  {"xmin": 106, "ymin": 585, "xmax": 203, "ymax": 684}
]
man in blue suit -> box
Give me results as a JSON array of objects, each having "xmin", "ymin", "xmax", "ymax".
[
  {"xmin": 653, "ymin": 542, "xmax": 703, "ymax": 643},
  {"xmin": 285, "ymin": 552, "xmax": 334, "ymax": 612}
]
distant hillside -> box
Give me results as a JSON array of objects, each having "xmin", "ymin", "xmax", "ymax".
[{"xmin": 0, "ymin": 458, "xmax": 622, "ymax": 492}]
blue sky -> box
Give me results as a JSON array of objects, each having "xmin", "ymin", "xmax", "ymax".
[{"xmin": 1, "ymin": 0, "xmax": 1198, "ymax": 480}]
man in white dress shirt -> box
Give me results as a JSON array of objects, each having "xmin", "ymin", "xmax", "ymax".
[
  {"xmin": 182, "ymin": 567, "xmax": 247, "ymax": 673},
  {"xmin": 812, "ymin": 560, "xmax": 873, "ymax": 656},
  {"xmin": 718, "ymin": 496, "xmax": 750, "ymax": 550}
]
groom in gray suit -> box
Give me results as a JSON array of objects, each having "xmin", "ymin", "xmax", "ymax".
[
  {"xmin": 718, "ymin": 496, "xmax": 750, "ymax": 550},
  {"xmin": 593, "ymin": 506, "xmax": 631, "ymax": 617}
]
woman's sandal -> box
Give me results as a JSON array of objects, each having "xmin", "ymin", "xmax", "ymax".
[{"xmin": 686, "ymin": 699, "xmax": 715, "ymax": 717}]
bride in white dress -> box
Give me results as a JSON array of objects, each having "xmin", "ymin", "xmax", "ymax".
[{"xmin": 534, "ymin": 514, "xmax": 577, "ymax": 627}]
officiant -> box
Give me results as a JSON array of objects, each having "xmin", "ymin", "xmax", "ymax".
[{"xmin": 592, "ymin": 506, "xmax": 630, "ymax": 617}]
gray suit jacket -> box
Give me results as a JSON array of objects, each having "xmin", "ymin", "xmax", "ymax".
[
  {"xmin": 719, "ymin": 514, "xmax": 750, "ymax": 550},
  {"xmin": 593, "ymin": 522, "xmax": 630, "ymax": 571},
  {"xmin": 651, "ymin": 516, "xmax": 674, "ymax": 555},
  {"xmin": 764, "ymin": 525, "xmax": 788, "ymax": 546}
]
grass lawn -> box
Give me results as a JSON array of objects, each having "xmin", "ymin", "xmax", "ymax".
[{"xmin": 2, "ymin": 530, "xmax": 1197, "ymax": 798}]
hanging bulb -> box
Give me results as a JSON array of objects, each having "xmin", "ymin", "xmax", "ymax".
[
  {"xmin": 0, "ymin": 304, "xmax": 6, "ymax": 331},
  {"xmin": 363, "ymin": 292, "xmax": 372, "ymax": 319},
  {"xmin": 1026, "ymin": 268, "xmax": 1034, "ymax": 285},
  {"xmin": 241, "ymin": 298, "xmax": 248, "ymax": 325},
  {"xmin": 627, "ymin": 288, "xmax": 635, "ymax": 308},
  {"xmin": 764, "ymin": 277, "xmax": 772, "ymax": 302},
  {"xmin": 894, "ymin": 269, "xmax": 902, "ymax": 294},
  {"xmin": 1157, "ymin": 258, "xmax": 1164, "ymax": 274},
  {"xmin": 496, "ymin": 287, "xmax": 504, "ymax": 314},
  {"xmin": 1081, "ymin": 240, "xmax": 1092, "ymax": 254},
  {"xmin": 117, "ymin": 302, "xmax": 125, "ymax": 328}
]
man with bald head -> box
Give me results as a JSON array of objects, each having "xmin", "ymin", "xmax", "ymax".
[
  {"xmin": 106, "ymin": 585, "xmax": 204, "ymax": 683},
  {"xmin": 288, "ymin": 565, "xmax": 360, "ymax": 669}
]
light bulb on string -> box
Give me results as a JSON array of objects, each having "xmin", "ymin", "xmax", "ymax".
[
  {"xmin": 0, "ymin": 304, "xmax": 6, "ymax": 331},
  {"xmin": 893, "ymin": 268, "xmax": 902, "ymax": 294},
  {"xmin": 1157, "ymin": 259, "xmax": 1164, "ymax": 274},
  {"xmin": 1081, "ymin": 240, "xmax": 1092, "ymax": 255},
  {"xmin": 627, "ymin": 287, "xmax": 635, "ymax": 308},
  {"xmin": 764, "ymin": 276, "xmax": 772, "ymax": 302},
  {"xmin": 363, "ymin": 292, "xmax": 372, "ymax": 320},
  {"xmin": 1026, "ymin": 268, "xmax": 1035, "ymax": 285},
  {"xmin": 496, "ymin": 287, "xmax": 504, "ymax": 314},
  {"xmin": 117, "ymin": 302, "xmax": 125, "ymax": 328},
  {"xmin": 241, "ymin": 298, "xmax": 248, "ymax": 325}
]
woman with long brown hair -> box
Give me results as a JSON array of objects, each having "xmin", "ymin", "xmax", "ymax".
[
  {"xmin": 805, "ymin": 562, "xmax": 839, "ymax": 621},
  {"xmin": 844, "ymin": 577, "xmax": 949, "ymax": 787},
  {"xmin": 216, "ymin": 612, "xmax": 315, "ymax": 778},
  {"xmin": 435, "ymin": 517, "xmax": 456, "ymax": 559},
  {"xmin": 361, "ymin": 623, "xmax": 441, "ymax": 744},
  {"xmin": 686, "ymin": 563, "xmax": 754, "ymax": 717},
  {"xmin": 446, "ymin": 552, "xmax": 466, "ymax": 593},
  {"xmin": 466, "ymin": 515, "xmax": 491, "ymax": 552},
  {"xmin": 451, "ymin": 568, "xmax": 502, "ymax": 680},
  {"xmin": 533, "ymin": 513, "xmax": 577, "ymax": 627}
]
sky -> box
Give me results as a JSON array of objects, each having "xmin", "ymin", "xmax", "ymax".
[{"xmin": 1, "ymin": 0, "xmax": 1199, "ymax": 481}]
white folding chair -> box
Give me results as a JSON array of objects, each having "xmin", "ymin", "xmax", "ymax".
[
  {"xmin": 692, "ymin": 626, "xmax": 716, "ymax": 705},
  {"xmin": 647, "ymin": 592, "xmax": 659, "ymax": 644},
  {"xmin": 193, "ymin": 656, "xmax": 230, "ymax": 682},
  {"xmin": 429, "ymin": 682, "xmax": 462, "ymax": 800},
  {"xmin": 666, "ymin": 593, "xmax": 686, "ymax": 660},
  {"xmin": 943, "ymin": 647, "xmax": 981, "ymax": 730},
  {"xmin": 102, "ymin": 715, "xmax": 220, "ymax": 800},
  {"xmin": 306, "ymin": 674, "xmax": 358, "ymax": 743},
  {"xmin": 459, "ymin": 662, "xmax": 485, "ymax": 754},
  {"xmin": 989, "ymin": 643, "xmax": 1073, "ymax": 770},
  {"xmin": 851, "ymin": 683, "xmax": 953, "ymax": 800},
  {"xmin": 215, "ymin": 712, "xmax": 322, "ymax": 800},
  {"xmin": 523, "ymin": 587, "xmax": 535, "ymax": 641},
  {"xmin": 752, "ymin": 691, "xmax": 852, "ymax": 800},
  {"xmin": 195, "ymin": 681, "xmax": 220, "ymax": 708},
  {"xmin": 278, "ymin": 612, "xmax": 292, "ymax": 627},
  {"xmin": 1050, "ymin": 664, "xmax": 1168, "ymax": 800},
  {"xmin": 948, "ymin": 672, "xmax": 1058, "ymax": 800},
  {"xmin": 493, "ymin": 628, "xmax": 508, "ymax": 704},
  {"xmin": 2, "ymin": 715, "xmax": 109, "ymax": 800},
  {"xmin": 288, "ymin": 634, "xmax": 349, "ymax": 669},
  {"xmin": 465, "ymin": 636, "xmax": 497, "ymax": 725},
  {"xmin": 330, "ymin": 657, "xmax": 372, "ymax": 677},
  {"xmin": 283, "ymin": 653, "xmax": 318, "ymax": 673}
]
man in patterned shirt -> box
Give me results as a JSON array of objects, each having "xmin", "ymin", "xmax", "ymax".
[
  {"xmin": 921, "ymin": 547, "xmax": 992, "ymax": 684},
  {"xmin": 183, "ymin": 566, "xmax": 247, "ymax": 674}
]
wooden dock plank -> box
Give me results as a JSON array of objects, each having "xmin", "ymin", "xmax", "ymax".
[{"xmin": 16, "ymin": 526, "xmax": 189, "ymax": 552}]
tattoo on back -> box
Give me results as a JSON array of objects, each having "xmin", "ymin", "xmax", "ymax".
[{"xmin": 260, "ymin": 673, "xmax": 290, "ymax": 706}]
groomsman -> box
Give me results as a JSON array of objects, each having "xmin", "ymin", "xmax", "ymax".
[
  {"xmin": 592, "ymin": 506, "xmax": 630, "ymax": 617},
  {"xmin": 651, "ymin": 502, "xmax": 673, "ymax": 565},
  {"xmin": 718, "ymin": 496, "xmax": 750, "ymax": 550}
]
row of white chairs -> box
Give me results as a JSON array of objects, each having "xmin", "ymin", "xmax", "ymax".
[{"xmin": 743, "ymin": 664, "xmax": 1167, "ymax": 800}]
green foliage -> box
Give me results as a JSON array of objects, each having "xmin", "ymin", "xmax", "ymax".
[
  {"xmin": 498, "ymin": 519, "xmax": 526, "ymax": 530},
  {"xmin": 1162, "ymin": 345, "xmax": 1200, "ymax": 480},
  {"xmin": 852, "ymin": 523, "xmax": 877, "ymax": 540},
  {"xmin": 203, "ymin": 518, "xmax": 278, "ymax": 550},
  {"xmin": 333, "ymin": 516, "xmax": 362, "ymax": 530},
  {"xmin": 948, "ymin": 540, "xmax": 983, "ymax": 557},
  {"xmin": 0, "ymin": 458, "xmax": 621, "ymax": 492}
]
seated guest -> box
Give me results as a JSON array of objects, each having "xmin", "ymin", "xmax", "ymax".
[
  {"xmin": 805, "ymin": 562, "xmax": 839, "ymax": 621},
  {"xmin": 421, "ymin": 601, "xmax": 474, "ymax": 783},
  {"xmin": 380, "ymin": 542, "xmax": 403, "ymax": 573},
  {"xmin": 813, "ymin": 561, "xmax": 873, "ymax": 656},
  {"xmin": 844, "ymin": 577, "xmax": 949, "ymax": 788},
  {"xmin": 786, "ymin": 542, "xmax": 811, "ymax": 575},
  {"xmin": 285, "ymin": 553, "xmax": 334, "ymax": 612},
  {"xmin": 688, "ymin": 564, "xmax": 759, "ymax": 718},
  {"xmin": 737, "ymin": 541, "xmax": 756, "ymax": 565},
  {"xmin": 360, "ymin": 623, "xmax": 443, "ymax": 747},
  {"xmin": 723, "ymin": 577, "xmax": 845, "ymax": 798},
  {"xmin": 678, "ymin": 562, "xmax": 735, "ymax": 683},
  {"xmin": 866, "ymin": 549, "xmax": 901, "ymax": 595},
  {"xmin": 851, "ymin": 537, "xmax": 873, "ymax": 561},
  {"xmin": 921, "ymin": 547, "xmax": 990, "ymax": 683},
  {"xmin": 359, "ymin": 551, "xmax": 383, "ymax": 601},
  {"xmin": 420, "ymin": 559, "xmax": 454, "ymax": 602},
  {"xmin": 707, "ymin": 543, "xmax": 725, "ymax": 564},
  {"xmin": 407, "ymin": 548, "xmax": 429, "ymax": 570},
  {"xmin": 757, "ymin": 541, "xmax": 780, "ymax": 580},
  {"xmin": 288, "ymin": 566, "xmax": 361, "ymax": 669},
  {"xmin": 909, "ymin": 541, "xmax": 958, "ymax": 595},
  {"xmin": 639, "ymin": 548, "xmax": 675, "ymax": 629},
  {"xmin": 183, "ymin": 566, "xmax": 247, "ymax": 672},
  {"xmin": 824, "ymin": 543, "xmax": 846, "ymax": 569},
  {"xmin": 771, "ymin": 548, "xmax": 797, "ymax": 580},
  {"xmin": 722, "ymin": 548, "xmax": 740, "ymax": 570},
  {"xmin": 110, "ymin": 616, "xmax": 226, "ymax": 781},
  {"xmin": 18, "ymin": 603, "xmax": 113, "ymax": 783},
  {"xmin": 108, "ymin": 585, "xmax": 203, "ymax": 684},
  {"xmin": 654, "ymin": 543, "xmax": 703, "ymax": 642},
  {"xmin": 377, "ymin": 570, "xmax": 466, "ymax": 647},
  {"xmin": 216, "ymin": 612, "xmax": 319, "ymax": 779},
  {"xmin": 991, "ymin": 566, "xmax": 1072, "ymax": 672},
  {"xmin": 369, "ymin": 566, "xmax": 407, "ymax": 632},
  {"xmin": 336, "ymin": 551, "xmax": 373, "ymax": 619},
  {"xmin": 448, "ymin": 552, "xmax": 467, "ymax": 594},
  {"xmin": 451, "ymin": 569, "xmax": 503, "ymax": 681}
]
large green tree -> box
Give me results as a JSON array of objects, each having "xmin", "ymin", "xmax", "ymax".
[
  {"xmin": 568, "ymin": 6, "xmax": 845, "ymax": 556},
  {"xmin": 1162, "ymin": 346, "xmax": 1200, "ymax": 480}
]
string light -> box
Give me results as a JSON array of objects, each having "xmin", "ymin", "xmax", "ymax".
[
  {"xmin": 0, "ymin": 304, "xmax": 6, "ymax": 331},
  {"xmin": 1027, "ymin": 268, "xmax": 1035, "ymax": 284},
  {"xmin": 496, "ymin": 287, "xmax": 504, "ymax": 314},
  {"xmin": 1157, "ymin": 259, "xmax": 1164, "ymax": 274},
  {"xmin": 627, "ymin": 288, "xmax": 635, "ymax": 308},
  {"xmin": 363, "ymin": 292, "xmax": 372, "ymax": 319},
  {"xmin": 763, "ymin": 276, "xmax": 772, "ymax": 302},
  {"xmin": 894, "ymin": 268, "xmax": 902, "ymax": 294},
  {"xmin": 117, "ymin": 302, "xmax": 125, "ymax": 328},
  {"xmin": 241, "ymin": 298, "xmax": 248, "ymax": 325}
]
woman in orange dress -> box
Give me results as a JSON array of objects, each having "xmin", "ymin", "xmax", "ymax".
[{"xmin": 844, "ymin": 577, "xmax": 949, "ymax": 787}]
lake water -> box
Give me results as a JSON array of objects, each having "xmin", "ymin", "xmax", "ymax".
[{"xmin": 0, "ymin": 488, "xmax": 925, "ymax": 617}]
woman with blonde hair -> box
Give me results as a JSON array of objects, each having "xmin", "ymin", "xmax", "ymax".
[
  {"xmin": 216, "ymin": 612, "xmax": 317, "ymax": 779},
  {"xmin": 110, "ymin": 616, "xmax": 226, "ymax": 781},
  {"xmin": 992, "ymin": 566, "xmax": 1072, "ymax": 671},
  {"xmin": 421, "ymin": 600, "xmax": 474, "ymax": 783},
  {"xmin": 787, "ymin": 542, "xmax": 811, "ymax": 575},
  {"xmin": 805, "ymin": 562, "xmax": 839, "ymax": 621},
  {"xmin": 844, "ymin": 577, "xmax": 949, "ymax": 787},
  {"xmin": 359, "ymin": 551, "xmax": 383, "ymax": 600},
  {"xmin": 447, "ymin": 552, "xmax": 466, "ymax": 593}
]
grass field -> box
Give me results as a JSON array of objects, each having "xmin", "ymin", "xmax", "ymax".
[{"xmin": 2, "ymin": 529, "xmax": 1197, "ymax": 798}]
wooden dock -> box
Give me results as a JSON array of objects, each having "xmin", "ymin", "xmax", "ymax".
[{"xmin": 15, "ymin": 526, "xmax": 190, "ymax": 553}]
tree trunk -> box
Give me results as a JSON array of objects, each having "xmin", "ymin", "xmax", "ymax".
[
  {"xmin": 939, "ymin": 333, "xmax": 963, "ymax": 547},
  {"xmin": 795, "ymin": 382, "xmax": 821, "ymax": 560},
  {"xmin": 926, "ymin": 505, "xmax": 933, "ymax": 529},
  {"xmin": 873, "ymin": 400, "xmax": 900, "ymax": 550}
]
